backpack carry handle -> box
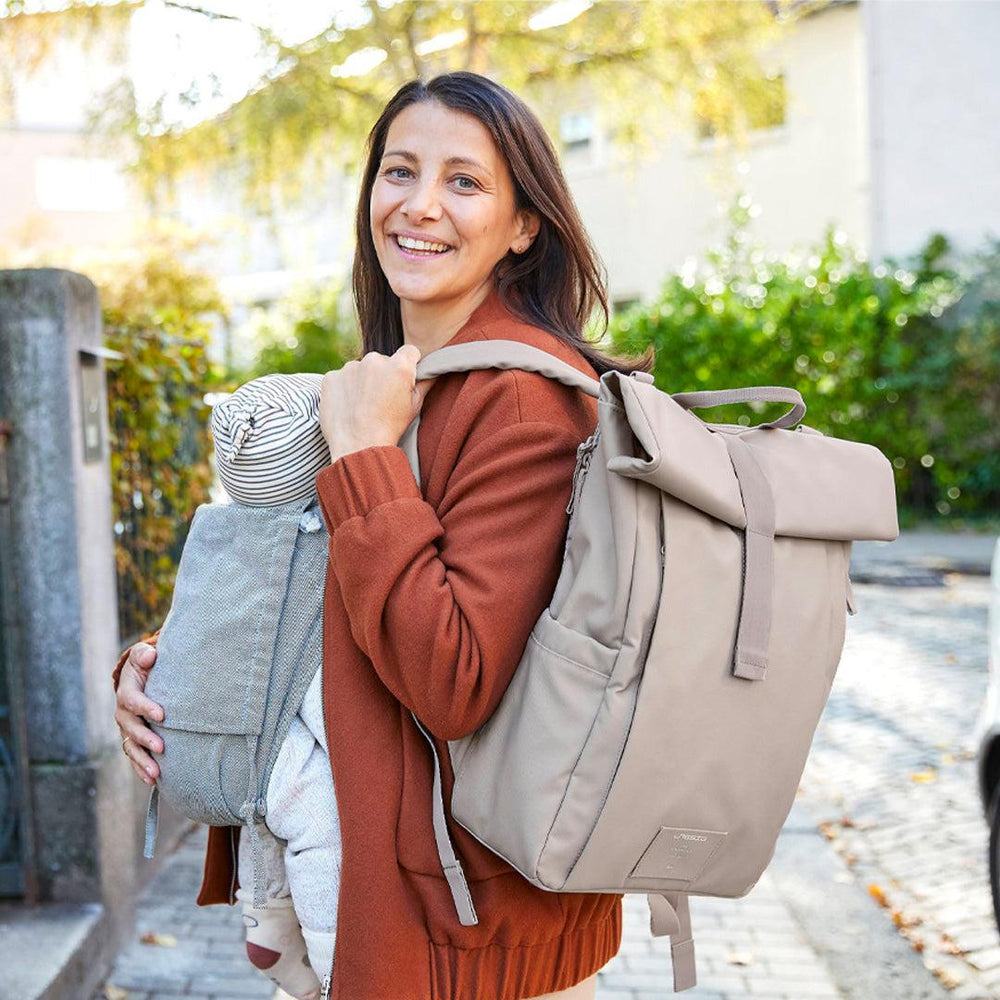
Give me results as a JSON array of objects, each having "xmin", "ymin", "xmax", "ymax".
[{"xmin": 670, "ymin": 386, "xmax": 806, "ymax": 430}]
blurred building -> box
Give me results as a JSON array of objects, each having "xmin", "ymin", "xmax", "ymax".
[
  {"xmin": 1, "ymin": 0, "xmax": 999, "ymax": 325},
  {"xmin": 563, "ymin": 0, "xmax": 1000, "ymax": 309},
  {"xmin": 0, "ymin": 23, "xmax": 142, "ymax": 254}
]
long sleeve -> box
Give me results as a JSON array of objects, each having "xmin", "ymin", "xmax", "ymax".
[{"xmin": 316, "ymin": 395, "xmax": 584, "ymax": 742}]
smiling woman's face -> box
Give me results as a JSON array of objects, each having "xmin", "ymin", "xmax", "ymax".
[{"xmin": 370, "ymin": 100, "xmax": 538, "ymax": 312}]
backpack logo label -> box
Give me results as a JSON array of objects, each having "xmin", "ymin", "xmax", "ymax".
[{"xmin": 628, "ymin": 827, "xmax": 728, "ymax": 883}]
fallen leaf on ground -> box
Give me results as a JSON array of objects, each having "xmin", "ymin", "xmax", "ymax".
[
  {"xmin": 725, "ymin": 950, "xmax": 755, "ymax": 966},
  {"xmin": 818, "ymin": 821, "xmax": 838, "ymax": 840},
  {"xmin": 103, "ymin": 986, "xmax": 129, "ymax": 1000},
  {"xmin": 890, "ymin": 908, "xmax": 922, "ymax": 929},
  {"xmin": 929, "ymin": 965, "xmax": 965, "ymax": 988},
  {"xmin": 868, "ymin": 883, "xmax": 889, "ymax": 907},
  {"xmin": 910, "ymin": 770, "xmax": 937, "ymax": 783},
  {"xmin": 139, "ymin": 931, "xmax": 177, "ymax": 948}
]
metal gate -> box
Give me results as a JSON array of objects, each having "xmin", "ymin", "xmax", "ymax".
[{"xmin": 0, "ymin": 420, "xmax": 37, "ymax": 900}]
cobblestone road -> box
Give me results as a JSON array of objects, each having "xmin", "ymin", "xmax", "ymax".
[
  {"xmin": 94, "ymin": 575, "xmax": 993, "ymax": 1000},
  {"xmin": 795, "ymin": 576, "xmax": 997, "ymax": 999}
]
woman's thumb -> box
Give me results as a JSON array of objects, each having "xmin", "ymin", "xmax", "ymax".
[{"xmin": 412, "ymin": 376, "xmax": 438, "ymax": 409}]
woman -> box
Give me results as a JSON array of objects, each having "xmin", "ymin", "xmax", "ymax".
[{"xmin": 114, "ymin": 71, "xmax": 654, "ymax": 1000}]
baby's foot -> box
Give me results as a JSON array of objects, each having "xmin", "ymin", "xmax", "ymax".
[{"xmin": 240, "ymin": 895, "xmax": 321, "ymax": 1000}]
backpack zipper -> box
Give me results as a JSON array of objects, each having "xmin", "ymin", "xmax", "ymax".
[
  {"xmin": 566, "ymin": 431, "xmax": 600, "ymax": 517},
  {"xmin": 321, "ymin": 973, "xmax": 332, "ymax": 1000}
]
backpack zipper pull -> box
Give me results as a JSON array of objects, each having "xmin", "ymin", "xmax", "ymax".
[
  {"xmin": 321, "ymin": 973, "xmax": 332, "ymax": 1000},
  {"xmin": 566, "ymin": 435, "xmax": 598, "ymax": 516}
]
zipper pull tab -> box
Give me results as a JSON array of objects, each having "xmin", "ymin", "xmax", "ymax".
[{"xmin": 321, "ymin": 974, "xmax": 332, "ymax": 1000}]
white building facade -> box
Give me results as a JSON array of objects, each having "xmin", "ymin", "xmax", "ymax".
[{"xmin": 2, "ymin": 0, "xmax": 999, "ymax": 321}]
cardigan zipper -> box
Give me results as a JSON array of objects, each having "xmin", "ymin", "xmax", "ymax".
[{"xmin": 319, "ymin": 550, "xmax": 335, "ymax": 1000}]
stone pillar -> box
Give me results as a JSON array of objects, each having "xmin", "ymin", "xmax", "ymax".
[
  {"xmin": 0, "ymin": 269, "xmax": 192, "ymax": 999},
  {"xmin": 2, "ymin": 271, "xmax": 201, "ymax": 959}
]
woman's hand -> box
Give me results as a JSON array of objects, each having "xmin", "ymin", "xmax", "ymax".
[
  {"xmin": 320, "ymin": 344, "xmax": 437, "ymax": 464},
  {"xmin": 114, "ymin": 642, "xmax": 165, "ymax": 786}
]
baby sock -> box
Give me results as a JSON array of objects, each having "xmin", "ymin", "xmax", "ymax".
[
  {"xmin": 239, "ymin": 891, "xmax": 322, "ymax": 1000},
  {"xmin": 301, "ymin": 925, "xmax": 337, "ymax": 985}
]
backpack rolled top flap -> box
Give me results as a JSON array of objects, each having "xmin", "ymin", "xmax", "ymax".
[
  {"xmin": 398, "ymin": 340, "xmax": 899, "ymax": 992},
  {"xmin": 142, "ymin": 492, "xmax": 328, "ymax": 906}
]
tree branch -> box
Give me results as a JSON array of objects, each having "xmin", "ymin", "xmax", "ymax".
[
  {"xmin": 161, "ymin": 1, "xmax": 254, "ymax": 24},
  {"xmin": 402, "ymin": 4, "xmax": 424, "ymax": 80},
  {"xmin": 364, "ymin": 0, "xmax": 408, "ymax": 86}
]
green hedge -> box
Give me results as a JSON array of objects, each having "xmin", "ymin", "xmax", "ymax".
[
  {"xmin": 98, "ymin": 238, "xmax": 227, "ymax": 645},
  {"xmin": 610, "ymin": 220, "xmax": 1000, "ymax": 518}
]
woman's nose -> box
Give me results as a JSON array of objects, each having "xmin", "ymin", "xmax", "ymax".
[{"xmin": 401, "ymin": 179, "xmax": 443, "ymax": 221}]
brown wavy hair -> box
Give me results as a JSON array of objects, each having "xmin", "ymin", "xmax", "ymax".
[{"xmin": 352, "ymin": 71, "xmax": 654, "ymax": 377}]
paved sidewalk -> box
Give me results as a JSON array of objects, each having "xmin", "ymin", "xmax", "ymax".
[
  {"xmin": 92, "ymin": 531, "xmax": 996, "ymax": 1000},
  {"xmin": 92, "ymin": 806, "xmax": 944, "ymax": 1000}
]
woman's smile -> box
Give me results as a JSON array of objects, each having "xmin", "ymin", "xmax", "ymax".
[{"xmin": 392, "ymin": 232, "xmax": 455, "ymax": 259}]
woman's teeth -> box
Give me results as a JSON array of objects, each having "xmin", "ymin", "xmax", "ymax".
[{"xmin": 395, "ymin": 235, "xmax": 451, "ymax": 254}]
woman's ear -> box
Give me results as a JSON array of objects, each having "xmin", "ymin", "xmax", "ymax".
[{"xmin": 512, "ymin": 209, "xmax": 541, "ymax": 254}]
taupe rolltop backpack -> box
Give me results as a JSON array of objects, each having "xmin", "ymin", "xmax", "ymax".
[{"xmin": 396, "ymin": 341, "xmax": 899, "ymax": 992}]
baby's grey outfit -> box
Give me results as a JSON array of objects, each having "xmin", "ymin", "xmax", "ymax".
[{"xmin": 238, "ymin": 668, "xmax": 339, "ymax": 936}]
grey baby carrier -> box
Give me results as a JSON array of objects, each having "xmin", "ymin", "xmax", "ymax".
[
  {"xmin": 395, "ymin": 341, "xmax": 900, "ymax": 993},
  {"xmin": 143, "ymin": 374, "xmax": 330, "ymax": 907}
]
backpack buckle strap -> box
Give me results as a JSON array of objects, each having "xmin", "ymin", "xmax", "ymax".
[
  {"xmin": 411, "ymin": 711, "xmax": 479, "ymax": 927},
  {"xmin": 648, "ymin": 892, "xmax": 697, "ymax": 992},
  {"xmin": 722, "ymin": 435, "xmax": 776, "ymax": 682}
]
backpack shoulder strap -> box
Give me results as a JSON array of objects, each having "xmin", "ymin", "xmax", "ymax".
[
  {"xmin": 402, "ymin": 340, "xmax": 602, "ymax": 488},
  {"xmin": 413, "ymin": 340, "xmax": 601, "ymax": 399}
]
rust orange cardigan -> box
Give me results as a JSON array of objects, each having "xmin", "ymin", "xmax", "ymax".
[{"xmin": 115, "ymin": 286, "xmax": 622, "ymax": 1000}]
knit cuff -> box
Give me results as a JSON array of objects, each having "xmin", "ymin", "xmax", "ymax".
[{"xmin": 316, "ymin": 445, "xmax": 422, "ymax": 532}]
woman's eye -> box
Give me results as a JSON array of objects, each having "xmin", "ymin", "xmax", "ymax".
[
  {"xmin": 385, "ymin": 167, "xmax": 411, "ymax": 180},
  {"xmin": 454, "ymin": 176, "xmax": 478, "ymax": 191}
]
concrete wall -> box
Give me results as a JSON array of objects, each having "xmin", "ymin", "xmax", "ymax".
[{"xmin": 863, "ymin": 0, "xmax": 1000, "ymax": 260}]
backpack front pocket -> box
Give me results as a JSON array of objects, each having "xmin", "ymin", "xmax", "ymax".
[{"xmin": 449, "ymin": 607, "xmax": 617, "ymax": 886}]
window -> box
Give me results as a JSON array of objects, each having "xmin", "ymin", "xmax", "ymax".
[
  {"xmin": 559, "ymin": 111, "xmax": 595, "ymax": 153},
  {"xmin": 613, "ymin": 296, "xmax": 640, "ymax": 316},
  {"xmin": 34, "ymin": 156, "xmax": 127, "ymax": 213}
]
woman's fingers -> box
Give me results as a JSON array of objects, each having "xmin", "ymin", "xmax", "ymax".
[
  {"xmin": 123, "ymin": 740, "xmax": 157, "ymax": 786},
  {"xmin": 115, "ymin": 707, "xmax": 162, "ymax": 783},
  {"xmin": 115, "ymin": 641, "xmax": 165, "ymax": 784},
  {"xmin": 117, "ymin": 644, "xmax": 164, "ymax": 723},
  {"xmin": 115, "ymin": 705, "xmax": 164, "ymax": 755}
]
